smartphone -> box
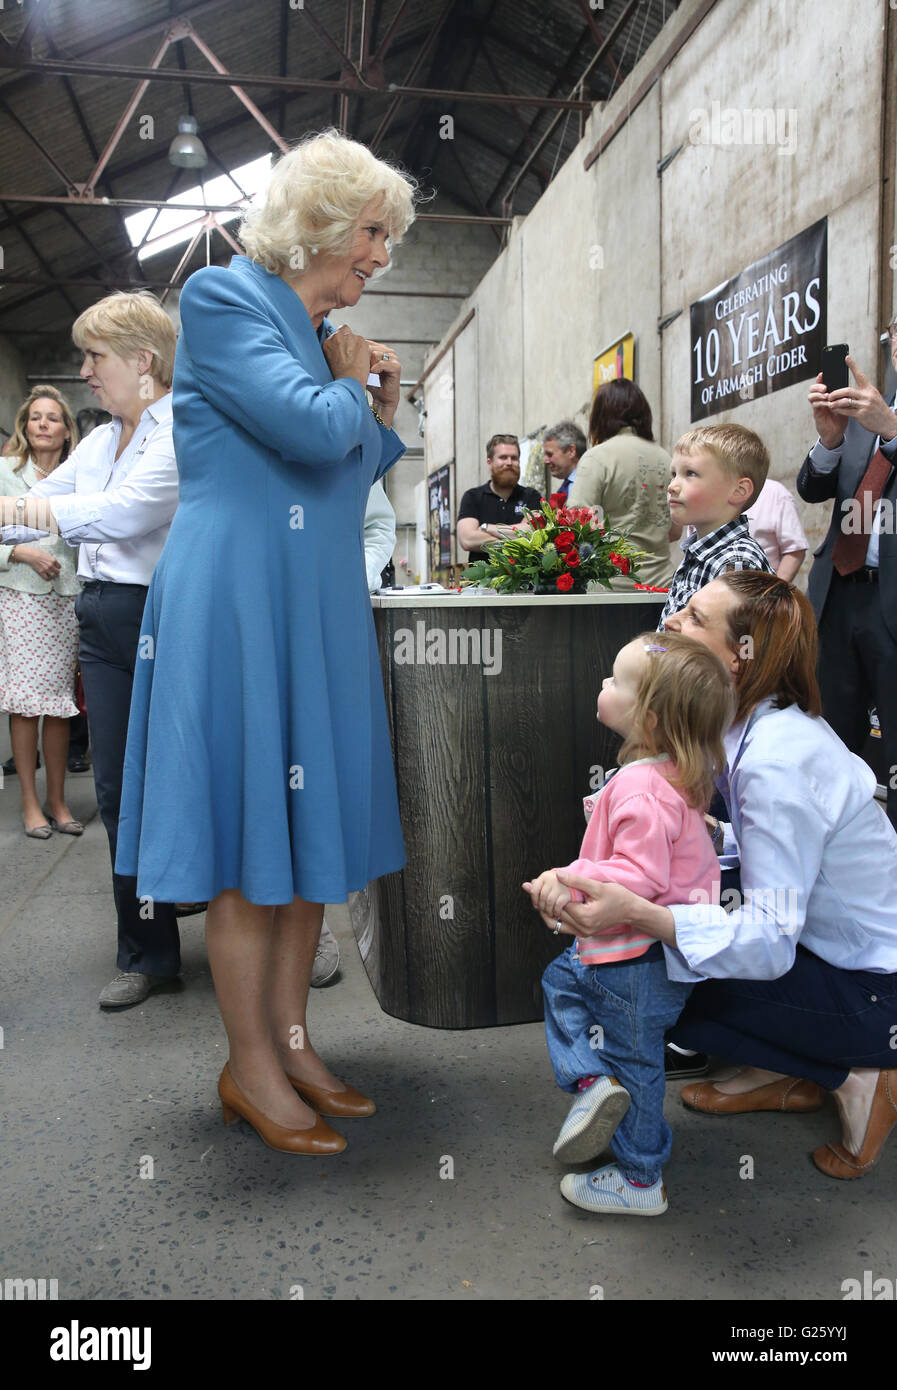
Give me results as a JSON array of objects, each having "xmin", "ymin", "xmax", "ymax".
[{"xmin": 821, "ymin": 344, "xmax": 849, "ymax": 392}]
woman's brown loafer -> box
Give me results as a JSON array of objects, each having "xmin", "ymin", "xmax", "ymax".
[
  {"xmin": 681, "ymin": 1075, "xmax": 825, "ymax": 1114},
  {"xmin": 813, "ymin": 1070, "xmax": 897, "ymax": 1179}
]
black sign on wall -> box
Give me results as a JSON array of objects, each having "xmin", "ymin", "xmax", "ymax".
[{"xmin": 689, "ymin": 218, "xmax": 827, "ymax": 422}]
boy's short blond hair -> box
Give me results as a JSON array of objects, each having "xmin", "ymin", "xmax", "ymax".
[
  {"xmin": 674, "ymin": 423, "xmax": 770, "ymax": 512},
  {"xmin": 72, "ymin": 290, "xmax": 177, "ymax": 387}
]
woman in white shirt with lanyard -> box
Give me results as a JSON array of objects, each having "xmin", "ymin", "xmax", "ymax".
[
  {"xmin": 534, "ymin": 570, "xmax": 897, "ymax": 1181},
  {"xmin": 0, "ymin": 291, "xmax": 181, "ymax": 1011}
]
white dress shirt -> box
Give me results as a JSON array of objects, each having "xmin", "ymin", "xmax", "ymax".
[
  {"xmin": 364, "ymin": 480, "xmax": 397, "ymax": 591},
  {"xmin": 0, "ymin": 394, "xmax": 178, "ymax": 585},
  {"xmin": 809, "ymin": 395, "xmax": 897, "ymax": 567},
  {"xmin": 663, "ymin": 699, "xmax": 897, "ymax": 983}
]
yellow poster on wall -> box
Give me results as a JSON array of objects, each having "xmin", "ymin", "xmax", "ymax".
[{"xmin": 592, "ymin": 333, "xmax": 635, "ymax": 394}]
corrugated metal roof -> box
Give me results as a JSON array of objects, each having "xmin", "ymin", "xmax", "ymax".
[{"xmin": 0, "ymin": 0, "xmax": 680, "ymax": 339}]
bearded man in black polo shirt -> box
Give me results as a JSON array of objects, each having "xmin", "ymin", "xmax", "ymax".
[{"xmin": 457, "ymin": 434, "xmax": 543, "ymax": 563}]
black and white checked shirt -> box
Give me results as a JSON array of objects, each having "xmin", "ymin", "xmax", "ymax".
[{"xmin": 658, "ymin": 516, "xmax": 773, "ymax": 628}]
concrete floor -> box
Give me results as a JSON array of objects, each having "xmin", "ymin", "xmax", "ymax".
[{"xmin": 1, "ymin": 725, "xmax": 894, "ymax": 1303}]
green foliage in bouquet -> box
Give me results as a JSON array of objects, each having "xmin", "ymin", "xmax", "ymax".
[{"xmin": 461, "ymin": 492, "xmax": 648, "ymax": 594}]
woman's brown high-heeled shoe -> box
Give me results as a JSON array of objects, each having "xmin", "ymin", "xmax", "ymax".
[
  {"xmin": 286, "ymin": 1074, "xmax": 376, "ymax": 1118},
  {"xmin": 813, "ymin": 1069, "xmax": 897, "ymax": 1179},
  {"xmin": 218, "ymin": 1064, "xmax": 347, "ymax": 1154}
]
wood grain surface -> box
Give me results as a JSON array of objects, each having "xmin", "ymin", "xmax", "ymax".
[{"xmin": 353, "ymin": 597, "xmax": 665, "ymax": 1028}]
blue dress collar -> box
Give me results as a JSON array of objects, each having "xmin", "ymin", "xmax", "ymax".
[{"xmin": 228, "ymin": 254, "xmax": 334, "ymax": 343}]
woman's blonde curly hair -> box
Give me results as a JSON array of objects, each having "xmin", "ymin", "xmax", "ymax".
[{"xmin": 239, "ymin": 128, "xmax": 418, "ymax": 274}]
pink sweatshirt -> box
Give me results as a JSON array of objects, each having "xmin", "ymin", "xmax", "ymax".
[{"xmin": 562, "ymin": 758, "xmax": 720, "ymax": 966}]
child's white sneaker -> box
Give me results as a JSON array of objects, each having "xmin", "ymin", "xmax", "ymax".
[
  {"xmin": 560, "ymin": 1162, "xmax": 668, "ymax": 1215},
  {"xmin": 552, "ymin": 1075, "xmax": 631, "ymax": 1165}
]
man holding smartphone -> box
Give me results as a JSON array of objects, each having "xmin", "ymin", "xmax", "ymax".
[{"xmin": 797, "ymin": 317, "xmax": 897, "ymax": 831}]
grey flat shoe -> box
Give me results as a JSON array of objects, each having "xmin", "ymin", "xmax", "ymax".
[
  {"xmin": 44, "ymin": 810, "xmax": 83, "ymax": 835},
  {"xmin": 24, "ymin": 820, "xmax": 52, "ymax": 839},
  {"xmin": 311, "ymin": 920, "xmax": 341, "ymax": 987},
  {"xmin": 98, "ymin": 972, "xmax": 162, "ymax": 1009}
]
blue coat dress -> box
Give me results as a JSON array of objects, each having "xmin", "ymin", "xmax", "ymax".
[{"xmin": 114, "ymin": 255, "xmax": 407, "ymax": 905}]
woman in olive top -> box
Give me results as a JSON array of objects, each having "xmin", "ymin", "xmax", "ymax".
[
  {"xmin": 570, "ymin": 379, "xmax": 676, "ymax": 587},
  {"xmin": 0, "ymin": 385, "xmax": 82, "ymax": 837}
]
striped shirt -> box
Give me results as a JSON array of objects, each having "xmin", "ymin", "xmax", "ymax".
[{"xmin": 658, "ymin": 516, "xmax": 773, "ymax": 628}]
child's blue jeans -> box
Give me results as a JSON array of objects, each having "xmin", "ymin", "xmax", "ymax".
[{"xmin": 542, "ymin": 941, "xmax": 694, "ymax": 1184}]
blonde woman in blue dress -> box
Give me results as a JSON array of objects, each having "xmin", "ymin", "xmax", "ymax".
[
  {"xmin": 116, "ymin": 131, "xmax": 417, "ymax": 1155},
  {"xmin": 0, "ymin": 386, "xmax": 82, "ymax": 838}
]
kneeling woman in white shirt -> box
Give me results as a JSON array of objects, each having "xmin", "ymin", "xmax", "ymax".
[
  {"xmin": 0, "ymin": 291, "xmax": 181, "ymax": 1010},
  {"xmin": 546, "ymin": 570, "xmax": 897, "ymax": 1182}
]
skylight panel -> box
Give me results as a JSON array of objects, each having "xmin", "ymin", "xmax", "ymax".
[{"xmin": 125, "ymin": 154, "xmax": 272, "ymax": 261}]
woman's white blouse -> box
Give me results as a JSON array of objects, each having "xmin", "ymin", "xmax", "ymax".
[
  {"xmin": 665, "ymin": 700, "xmax": 897, "ymax": 982},
  {"xmin": 0, "ymin": 456, "xmax": 81, "ymax": 594},
  {"xmin": 0, "ymin": 394, "xmax": 178, "ymax": 586}
]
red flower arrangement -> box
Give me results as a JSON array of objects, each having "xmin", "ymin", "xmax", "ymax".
[{"xmin": 461, "ymin": 495, "xmax": 646, "ymax": 595}]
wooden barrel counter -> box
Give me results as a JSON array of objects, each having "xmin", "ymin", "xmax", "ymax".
[{"xmin": 349, "ymin": 591, "xmax": 666, "ymax": 1029}]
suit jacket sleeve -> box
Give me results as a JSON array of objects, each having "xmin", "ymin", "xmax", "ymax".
[{"xmin": 796, "ymin": 448, "xmax": 840, "ymax": 503}]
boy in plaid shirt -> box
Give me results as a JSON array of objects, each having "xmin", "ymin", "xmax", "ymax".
[{"xmin": 660, "ymin": 423, "xmax": 773, "ymax": 627}]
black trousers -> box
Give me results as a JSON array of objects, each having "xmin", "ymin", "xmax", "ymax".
[
  {"xmin": 69, "ymin": 711, "xmax": 89, "ymax": 755},
  {"xmin": 74, "ymin": 581, "xmax": 180, "ymax": 977},
  {"xmin": 816, "ymin": 571, "xmax": 897, "ymax": 833}
]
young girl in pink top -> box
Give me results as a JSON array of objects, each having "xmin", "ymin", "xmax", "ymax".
[{"xmin": 524, "ymin": 631, "xmax": 733, "ymax": 1215}]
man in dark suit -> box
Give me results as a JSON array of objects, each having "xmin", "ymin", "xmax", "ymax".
[{"xmin": 797, "ymin": 319, "xmax": 897, "ymax": 831}]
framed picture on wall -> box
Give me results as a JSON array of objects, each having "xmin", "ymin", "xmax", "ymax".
[
  {"xmin": 427, "ymin": 463, "xmax": 453, "ymax": 579},
  {"xmin": 592, "ymin": 332, "xmax": 636, "ymax": 396}
]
